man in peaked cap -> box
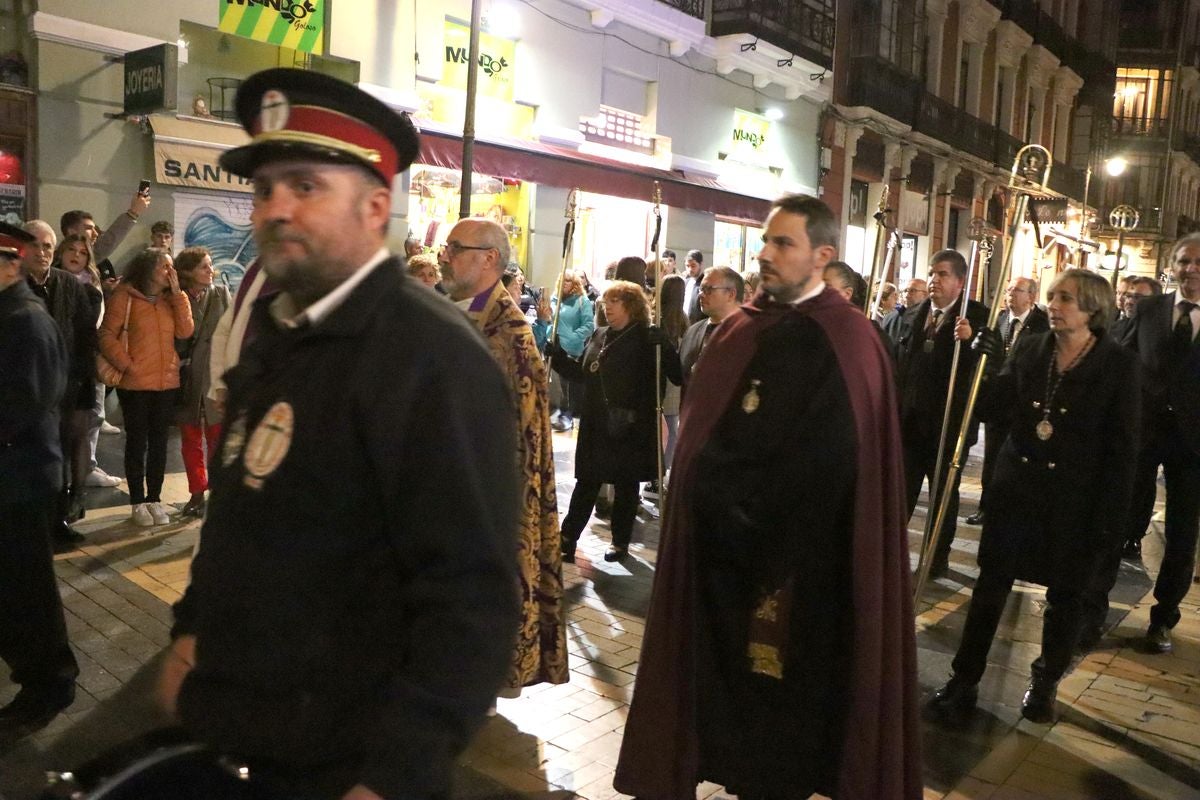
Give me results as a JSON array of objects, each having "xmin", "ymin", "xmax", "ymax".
[
  {"xmin": 162, "ymin": 69, "xmax": 521, "ymax": 800},
  {"xmin": 0, "ymin": 221, "xmax": 79, "ymax": 738}
]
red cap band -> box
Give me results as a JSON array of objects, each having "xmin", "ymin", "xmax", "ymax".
[
  {"xmin": 0, "ymin": 233, "xmax": 26, "ymax": 258},
  {"xmin": 251, "ymin": 105, "xmax": 398, "ymax": 182}
]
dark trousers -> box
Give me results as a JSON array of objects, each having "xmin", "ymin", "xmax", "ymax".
[
  {"xmin": 557, "ymin": 378, "xmax": 584, "ymax": 418},
  {"xmin": 976, "ymin": 422, "xmax": 1008, "ymax": 514},
  {"xmin": 117, "ymin": 389, "xmax": 176, "ymax": 505},
  {"xmin": 0, "ymin": 498, "xmax": 79, "ymax": 692},
  {"xmin": 952, "ymin": 569, "xmax": 1084, "ymax": 687},
  {"xmin": 904, "ymin": 430, "xmax": 962, "ymax": 565},
  {"xmin": 561, "ymin": 479, "xmax": 639, "ymax": 549}
]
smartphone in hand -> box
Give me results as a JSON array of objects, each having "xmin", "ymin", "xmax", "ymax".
[{"xmin": 137, "ymin": 179, "xmax": 151, "ymax": 196}]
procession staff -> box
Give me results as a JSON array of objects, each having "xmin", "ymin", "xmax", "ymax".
[
  {"xmin": 547, "ymin": 188, "xmax": 578, "ymax": 364},
  {"xmin": 160, "ymin": 68, "xmax": 521, "ymax": 800},
  {"xmin": 912, "ymin": 145, "xmax": 1051, "ymax": 599},
  {"xmin": 650, "ymin": 182, "xmax": 665, "ymax": 507}
]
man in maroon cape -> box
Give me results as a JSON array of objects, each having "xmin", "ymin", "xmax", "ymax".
[{"xmin": 614, "ymin": 195, "xmax": 922, "ymax": 800}]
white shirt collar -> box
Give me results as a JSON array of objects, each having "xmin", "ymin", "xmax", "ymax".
[
  {"xmin": 272, "ymin": 247, "xmax": 389, "ymax": 328},
  {"xmin": 1174, "ymin": 290, "xmax": 1200, "ymax": 309},
  {"xmin": 1011, "ymin": 307, "xmax": 1031, "ymax": 324},
  {"xmin": 790, "ymin": 278, "xmax": 827, "ymax": 306}
]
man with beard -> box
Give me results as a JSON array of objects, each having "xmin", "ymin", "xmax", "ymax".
[
  {"xmin": 615, "ymin": 195, "xmax": 921, "ymax": 800},
  {"xmin": 159, "ymin": 69, "xmax": 521, "ymax": 800}
]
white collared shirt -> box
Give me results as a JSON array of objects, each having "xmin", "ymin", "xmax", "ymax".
[{"xmin": 271, "ymin": 247, "xmax": 389, "ymax": 328}]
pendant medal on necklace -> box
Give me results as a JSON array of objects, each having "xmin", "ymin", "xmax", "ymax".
[
  {"xmin": 1035, "ymin": 419, "xmax": 1054, "ymax": 441},
  {"xmin": 742, "ymin": 379, "xmax": 762, "ymax": 414},
  {"xmin": 588, "ymin": 360, "xmax": 600, "ymax": 373}
]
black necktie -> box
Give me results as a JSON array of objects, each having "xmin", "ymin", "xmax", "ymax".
[
  {"xmin": 1005, "ymin": 317, "xmax": 1020, "ymax": 350},
  {"xmin": 1176, "ymin": 301, "xmax": 1197, "ymax": 351},
  {"xmin": 926, "ymin": 308, "xmax": 942, "ymax": 335}
]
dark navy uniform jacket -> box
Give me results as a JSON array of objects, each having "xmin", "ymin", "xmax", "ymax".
[{"xmin": 173, "ymin": 257, "xmax": 520, "ymax": 799}]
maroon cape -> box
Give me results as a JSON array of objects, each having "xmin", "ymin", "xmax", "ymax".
[{"xmin": 614, "ymin": 287, "xmax": 922, "ymax": 800}]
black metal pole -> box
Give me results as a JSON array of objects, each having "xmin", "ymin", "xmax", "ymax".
[{"xmin": 458, "ymin": 0, "xmax": 482, "ymax": 219}]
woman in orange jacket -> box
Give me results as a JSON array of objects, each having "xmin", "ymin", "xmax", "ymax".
[{"xmin": 98, "ymin": 247, "xmax": 193, "ymax": 527}]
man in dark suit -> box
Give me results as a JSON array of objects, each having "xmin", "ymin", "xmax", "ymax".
[
  {"xmin": 966, "ymin": 276, "xmax": 1049, "ymax": 525},
  {"xmin": 1110, "ymin": 276, "xmax": 1161, "ymax": 350},
  {"xmin": 1119, "ymin": 234, "xmax": 1200, "ymax": 654},
  {"xmin": 885, "ymin": 278, "xmax": 928, "ymax": 351},
  {"xmin": 896, "ymin": 250, "xmax": 988, "ymax": 577},
  {"xmin": 679, "ymin": 266, "xmax": 743, "ymax": 399}
]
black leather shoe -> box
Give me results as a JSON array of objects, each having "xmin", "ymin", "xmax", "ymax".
[
  {"xmin": 0, "ymin": 685, "xmax": 74, "ymax": 736},
  {"xmin": 925, "ymin": 677, "xmax": 978, "ymax": 721},
  {"xmin": 965, "ymin": 511, "xmax": 985, "ymax": 525},
  {"xmin": 560, "ymin": 535, "xmax": 577, "ymax": 564},
  {"xmin": 1122, "ymin": 539, "xmax": 1142, "ymax": 559},
  {"xmin": 603, "ymin": 545, "xmax": 628, "ymax": 562},
  {"xmin": 1021, "ymin": 678, "xmax": 1057, "ymax": 724},
  {"xmin": 1140, "ymin": 624, "xmax": 1173, "ymax": 655},
  {"xmin": 52, "ymin": 522, "xmax": 85, "ymax": 554},
  {"xmin": 929, "ymin": 556, "xmax": 950, "ymax": 579}
]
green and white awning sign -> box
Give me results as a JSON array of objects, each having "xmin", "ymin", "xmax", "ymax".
[{"xmin": 219, "ymin": 0, "xmax": 325, "ymax": 55}]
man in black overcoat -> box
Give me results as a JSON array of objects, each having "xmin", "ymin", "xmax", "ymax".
[
  {"xmin": 159, "ymin": 69, "xmax": 521, "ymax": 800},
  {"xmin": 0, "ymin": 222, "xmax": 79, "ymax": 737},
  {"xmin": 895, "ymin": 249, "xmax": 988, "ymax": 576},
  {"xmin": 1096, "ymin": 233, "xmax": 1200, "ymax": 654}
]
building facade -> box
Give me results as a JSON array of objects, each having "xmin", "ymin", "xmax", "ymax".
[
  {"xmin": 12, "ymin": 0, "xmax": 829, "ymax": 291},
  {"xmin": 821, "ymin": 0, "xmax": 1118, "ymax": 303},
  {"xmin": 1101, "ymin": 0, "xmax": 1200, "ymax": 280}
]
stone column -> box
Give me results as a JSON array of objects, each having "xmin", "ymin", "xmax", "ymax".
[
  {"xmin": 926, "ymin": 0, "xmax": 949, "ymax": 96},
  {"xmin": 941, "ymin": 161, "xmax": 962, "ymax": 251},
  {"xmin": 994, "ymin": 21, "xmax": 1033, "ymax": 137},
  {"xmin": 839, "ymin": 123, "xmax": 865, "ymax": 257},
  {"xmin": 1024, "ymin": 45, "xmax": 1060, "ymax": 146},
  {"xmin": 1051, "ymin": 66, "xmax": 1083, "ymax": 164},
  {"xmin": 958, "ymin": 0, "xmax": 1001, "ymax": 118}
]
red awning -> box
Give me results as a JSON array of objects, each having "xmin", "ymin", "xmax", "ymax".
[{"xmin": 417, "ymin": 129, "xmax": 770, "ymax": 224}]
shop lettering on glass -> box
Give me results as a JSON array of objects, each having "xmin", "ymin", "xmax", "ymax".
[
  {"xmin": 123, "ymin": 44, "xmax": 178, "ymax": 116},
  {"xmin": 442, "ymin": 19, "xmax": 515, "ymax": 102}
]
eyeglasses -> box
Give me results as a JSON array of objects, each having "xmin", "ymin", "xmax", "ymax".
[
  {"xmin": 1006, "ymin": 287, "xmax": 1030, "ymax": 295},
  {"xmin": 699, "ymin": 285, "xmax": 733, "ymax": 295},
  {"xmin": 440, "ymin": 241, "xmax": 496, "ymax": 257}
]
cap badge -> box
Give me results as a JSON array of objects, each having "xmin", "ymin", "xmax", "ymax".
[{"xmin": 260, "ymin": 89, "xmax": 290, "ymax": 133}]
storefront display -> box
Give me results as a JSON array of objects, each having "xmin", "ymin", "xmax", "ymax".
[
  {"xmin": 407, "ymin": 164, "xmax": 529, "ymax": 266},
  {"xmin": 713, "ymin": 218, "xmax": 763, "ymax": 273}
]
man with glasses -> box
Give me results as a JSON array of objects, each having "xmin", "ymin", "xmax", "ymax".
[
  {"xmin": 438, "ymin": 217, "xmax": 569, "ymax": 699},
  {"xmin": 966, "ymin": 277, "xmax": 1048, "ymax": 526},
  {"xmin": 161, "ymin": 69, "xmax": 520, "ymax": 800},
  {"xmin": 1111, "ymin": 276, "xmax": 1162, "ymax": 348},
  {"xmin": 679, "ymin": 266, "xmax": 744, "ymax": 397},
  {"xmin": 884, "ymin": 278, "xmax": 928, "ymax": 347}
]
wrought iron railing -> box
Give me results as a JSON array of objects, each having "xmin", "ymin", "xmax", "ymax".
[
  {"xmin": 656, "ymin": 0, "xmax": 705, "ymax": 19},
  {"xmin": 844, "ymin": 56, "xmax": 921, "ymax": 126},
  {"xmin": 710, "ymin": 0, "xmax": 835, "ymax": 69}
]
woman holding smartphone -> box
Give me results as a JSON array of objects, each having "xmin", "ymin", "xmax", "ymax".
[{"xmin": 98, "ymin": 247, "xmax": 193, "ymax": 527}]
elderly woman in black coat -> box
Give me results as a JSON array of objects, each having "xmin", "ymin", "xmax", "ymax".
[
  {"xmin": 928, "ymin": 268, "xmax": 1141, "ymax": 724},
  {"xmin": 550, "ymin": 279, "xmax": 680, "ymax": 563}
]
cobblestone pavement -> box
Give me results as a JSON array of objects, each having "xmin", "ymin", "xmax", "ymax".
[{"xmin": 1, "ymin": 424, "xmax": 1198, "ymax": 800}]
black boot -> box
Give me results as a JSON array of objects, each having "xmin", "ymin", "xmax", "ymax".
[
  {"xmin": 0, "ymin": 683, "xmax": 74, "ymax": 737},
  {"xmin": 924, "ymin": 676, "xmax": 978, "ymax": 722},
  {"xmin": 560, "ymin": 534, "xmax": 577, "ymax": 564},
  {"xmin": 1020, "ymin": 675, "xmax": 1058, "ymax": 724}
]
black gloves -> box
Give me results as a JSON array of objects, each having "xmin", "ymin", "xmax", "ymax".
[
  {"xmin": 646, "ymin": 324, "xmax": 666, "ymax": 346},
  {"xmin": 972, "ymin": 326, "xmax": 1004, "ymax": 360}
]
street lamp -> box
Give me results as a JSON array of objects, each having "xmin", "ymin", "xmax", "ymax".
[{"xmin": 1076, "ymin": 155, "xmax": 1129, "ymax": 265}]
